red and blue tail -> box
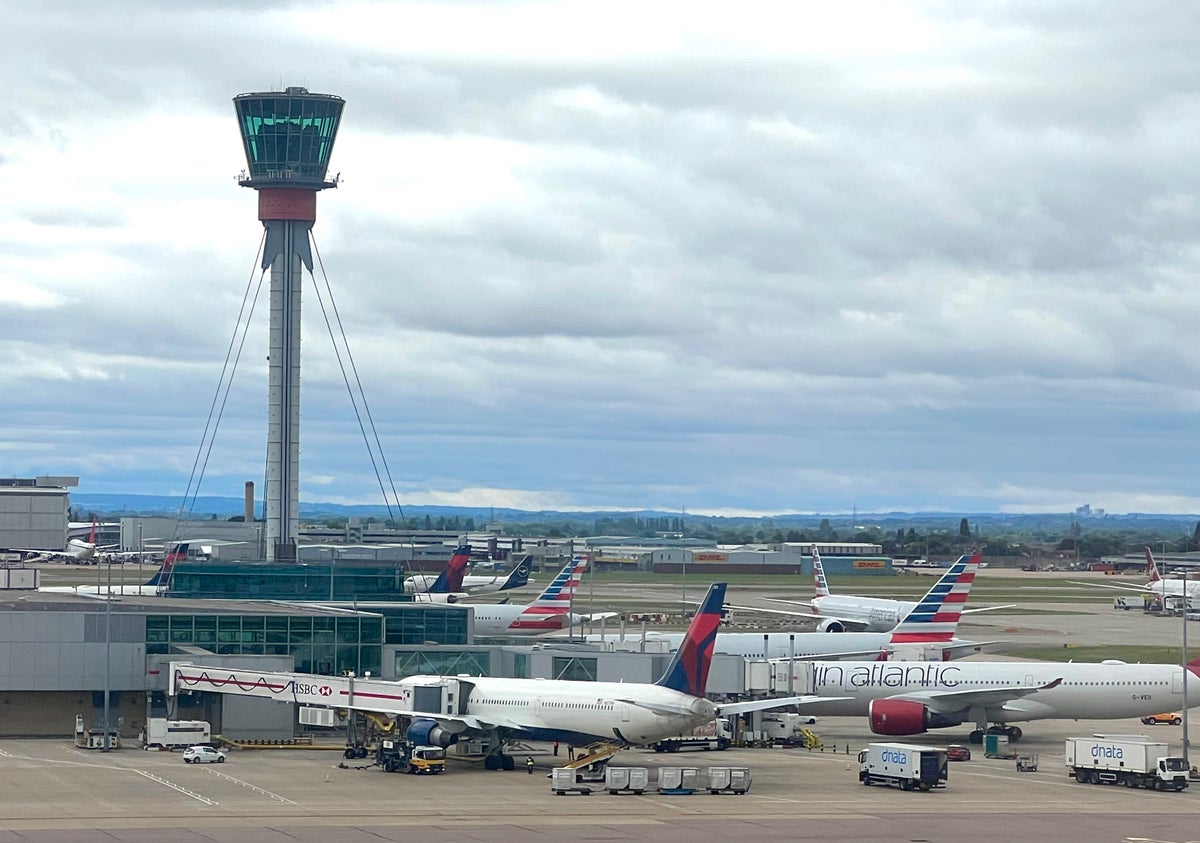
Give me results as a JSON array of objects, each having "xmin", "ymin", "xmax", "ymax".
[
  {"xmin": 144, "ymin": 542, "xmax": 188, "ymax": 587},
  {"xmin": 656, "ymin": 583, "xmax": 726, "ymax": 696},
  {"xmin": 887, "ymin": 552, "xmax": 980, "ymax": 644},
  {"xmin": 1145, "ymin": 547, "xmax": 1162, "ymax": 584},
  {"xmin": 426, "ymin": 543, "xmax": 472, "ymax": 593}
]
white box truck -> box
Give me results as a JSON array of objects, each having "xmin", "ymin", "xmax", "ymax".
[
  {"xmin": 1065, "ymin": 735, "xmax": 1189, "ymax": 791},
  {"xmin": 652, "ymin": 718, "xmax": 732, "ymax": 752},
  {"xmin": 858, "ymin": 743, "xmax": 948, "ymax": 791},
  {"xmin": 140, "ymin": 718, "xmax": 211, "ymax": 750}
]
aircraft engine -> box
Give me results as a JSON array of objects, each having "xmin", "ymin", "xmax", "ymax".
[
  {"xmin": 407, "ymin": 718, "xmax": 459, "ymax": 748},
  {"xmin": 868, "ymin": 699, "xmax": 962, "ymax": 735},
  {"xmin": 815, "ymin": 619, "xmax": 846, "ymax": 633}
]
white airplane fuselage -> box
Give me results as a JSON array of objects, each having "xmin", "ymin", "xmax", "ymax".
[
  {"xmin": 812, "ymin": 595, "xmax": 914, "ymax": 631},
  {"xmin": 796, "ymin": 659, "xmax": 1193, "ymax": 724},
  {"xmin": 585, "ymin": 630, "xmax": 947, "ymax": 659},
  {"xmin": 405, "ymin": 575, "xmax": 512, "ymax": 595},
  {"xmin": 446, "ymin": 675, "xmax": 717, "ymax": 745}
]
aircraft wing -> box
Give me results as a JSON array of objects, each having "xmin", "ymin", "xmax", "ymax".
[
  {"xmin": 582, "ymin": 612, "xmax": 619, "ymax": 622},
  {"xmin": 961, "ymin": 605, "xmax": 1017, "ymax": 614},
  {"xmin": 1067, "ymin": 580, "xmax": 1154, "ymax": 594},
  {"xmin": 727, "ymin": 602, "xmax": 869, "ymax": 630},
  {"xmin": 718, "ymin": 695, "xmax": 851, "ymax": 717},
  {"xmin": 886, "ymin": 677, "xmax": 1063, "ymax": 714}
]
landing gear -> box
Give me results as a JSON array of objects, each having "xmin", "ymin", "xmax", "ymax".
[
  {"xmin": 482, "ymin": 730, "xmax": 514, "ymax": 771},
  {"xmin": 968, "ymin": 730, "xmax": 983, "ymax": 744},
  {"xmin": 969, "ymin": 724, "xmax": 1023, "ymax": 744}
]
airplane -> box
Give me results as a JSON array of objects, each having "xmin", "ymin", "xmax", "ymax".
[
  {"xmin": 404, "ymin": 546, "xmax": 533, "ymax": 596},
  {"xmin": 1070, "ymin": 547, "xmax": 1200, "ymax": 601},
  {"xmin": 586, "ymin": 552, "xmax": 991, "ymax": 661},
  {"xmin": 470, "ymin": 556, "xmax": 616, "ymax": 635},
  {"xmin": 16, "ymin": 520, "xmax": 106, "ymax": 564},
  {"xmin": 782, "ymin": 653, "xmax": 1200, "ymax": 744},
  {"xmin": 37, "ymin": 543, "xmax": 189, "ymax": 597},
  {"xmin": 762, "ymin": 547, "xmax": 1009, "ymax": 632},
  {"xmin": 169, "ymin": 583, "xmax": 839, "ymax": 771}
]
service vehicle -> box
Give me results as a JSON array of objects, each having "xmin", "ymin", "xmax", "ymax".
[
  {"xmin": 376, "ymin": 739, "xmax": 446, "ymax": 774},
  {"xmin": 1141, "ymin": 712, "xmax": 1183, "ymax": 726},
  {"xmin": 1113, "ymin": 595, "xmax": 1145, "ymax": 610},
  {"xmin": 858, "ymin": 743, "xmax": 948, "ymax": 791},
  {"xmin": 1065, "ymin": 735, "xmax": 1188, "ymax": 791},
  {"xmin": 946, "ymin": 744, "xmax": 971, "ymax": 762},
  {"xmin": 652, "ymin": 717, "xmax": 732, "ymax": 752},
  {"xmin": 140, "ymin": 718, "xmax": 211, "ymax": 750},
  {"xmin": 181, "ymin": 745, "xmax": 226, "ymax": 764}
]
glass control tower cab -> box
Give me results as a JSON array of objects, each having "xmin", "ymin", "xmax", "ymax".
[{"xmin": 234, "ymin": 88, "xmax": 345, "ymax": 561}]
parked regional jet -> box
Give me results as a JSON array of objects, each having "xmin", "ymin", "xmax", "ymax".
[
  {"xmin": 1070, "ymin": 547, "xmax": 1200, "ymax": 601},
  {"xmin": 764, "ymin": 548, "xmax": 1009, "ymax": 632},
  {"xmin": 38, "ymin": 543, "xmax": 189, "ymax": 597},
  {"xmin": 780, "ymin": 654, "xmax": 1200, "ymax": 744},
  {"xmin": 170, "ymin": 583, "xmax": 837, "ymax": 771},
  {"xmin": 590, "ymin": 552, "xmax": 989, "ymax": 661},
  {"xmin": 404, "ymin": 546, "xmax": 532, "ymax": 596}
]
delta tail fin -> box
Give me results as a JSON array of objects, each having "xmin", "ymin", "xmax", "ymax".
[
  {"xmin": 655, "ymin": 582, "xmax": 726, "ymax": 696},
  {"xmin": 887, "ymin": 551, "xmax": 980, "ymax": 644},
  {"xmin": 143, "ymin": 542, "xmax": 188, "ymax": 587},
  {"xmin": 499, "ymin": 556, "xmax": 532, "ymax": 591},
  {"xmin": 1145, "ymin": 547, "xmax": 1162, "ymax": 584},
  {"xmin": 426, "ymin": 543, "xmax": 472, "ymax": 593},
  {"xmin": 812, "ymin": 547, "xmax": 830, "ymax": 598}
]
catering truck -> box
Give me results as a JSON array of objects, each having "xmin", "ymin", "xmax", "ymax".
[
  {"xmin": 652, "ymin": 718, "xmax": 732, "ymax": 752},
  {"xmin": 1065, "ymin": 735, "xmax": 1189, "ymax": 791},
  {"xmin": 858, "ymin": 743, "xmax": 948, "ymax": 791},
  {"xmin": 140, "ymin": 718, "xmax": 211, "ymax": 750}
]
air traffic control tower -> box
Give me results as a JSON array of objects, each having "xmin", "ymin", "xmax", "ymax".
[{"xmin": 234, "ymin": 87, "xmax": 345, "ymax": 561}]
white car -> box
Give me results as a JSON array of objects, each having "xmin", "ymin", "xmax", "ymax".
[{"xmin": 182, "ymin": 745, "xmax": 226, "ymax": 764}]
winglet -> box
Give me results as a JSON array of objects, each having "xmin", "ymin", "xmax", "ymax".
[
  {"xmin": 887, "ymin": 552, "xmax": 980, "ymax": 644},
  {"xmin": 656, "ymin": 583, "xmax": 725, "ymax": 696}
]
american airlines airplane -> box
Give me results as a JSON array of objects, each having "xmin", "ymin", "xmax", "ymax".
[
  {"xmin": 404, "ymin": 545, "xmax": 532, "ymax": 596},
  {"xmin": 470, "ymin": 556, "xmax": 615, "ymax": 635},
  {"xmin": 170, "ymin": 583, "xmax": 831, "ymax": 771},
  {"xmin": 778, "ymin": 655, "xmax": 1200, "ymax": 744},
  {"xmin": 588, "ymin": 552, "xmax": 989, "ymax": 661},
  {"xmin": 766, "ymin": 548, "xmax": 1009, "ymax": 632}
]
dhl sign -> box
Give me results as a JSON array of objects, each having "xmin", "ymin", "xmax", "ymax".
[
  {"xmin": 852, "ymin": 560, "xmax": 886, "ymax": 569},
  {"xmin": 692, "ymin": 553, "xmax": 728, "ymax": 562}
]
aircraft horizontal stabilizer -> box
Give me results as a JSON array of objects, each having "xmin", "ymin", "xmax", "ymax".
[{"xmin": 717, "ymin": 695, "xmax": 849, "ymax": 717}]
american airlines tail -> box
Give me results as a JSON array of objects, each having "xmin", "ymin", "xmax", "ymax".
[
  {"xmin": 812, "ymin": 548, "xmax": 830, "ymax": 599},
  {"xmin": 656, "ymin": 582, "xmax": 726, "ymax": 697},
  {"xmin": 1145, "ymin": 547, "xmax": 1162, "ymax": 584},
  {"xmin": 887, "ymin": 552, "xmax": 980, "ymax": 645},
  {"xmin": 426, "ymin": 543, "xmax": 472, "ymax": 593},
  {"xmin": 508, "ymin": 556, "xmax": 588, "ymax": 630}
]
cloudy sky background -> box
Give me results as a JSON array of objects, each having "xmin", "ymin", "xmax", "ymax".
[{"xmin": 3, "ymin": 1, "xmax": 1199, "ymax": 516}]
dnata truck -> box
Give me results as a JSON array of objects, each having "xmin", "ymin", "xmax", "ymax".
[
  {"xmin": 652, "ymin": 718, "xmax": 732, "ymax": 753},
  {"xmin": 140, "ymin": 718, "xmax": 211, "ymax": 750},
  {"xmin": 1065, "ymin": 735, "xmax": 1189, "ymax": 791},
  {"xmin": 858, "ymin": 743, "xmax": 948, "ymax": 791}
]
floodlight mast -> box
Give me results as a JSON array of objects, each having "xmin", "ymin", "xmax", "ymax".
[{"xmin": 233, "ymin": 87, "xmax": 345, "ymax": 561}]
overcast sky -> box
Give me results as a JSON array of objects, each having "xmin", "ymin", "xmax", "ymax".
[{"xmin": 3, "ymin": 1, "xmax": 1199, "ymax": 516}]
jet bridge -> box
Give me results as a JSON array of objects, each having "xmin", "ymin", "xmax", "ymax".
[{"xmin": 168, "ymin": 662, "xmax": 470, "ymax": 718}]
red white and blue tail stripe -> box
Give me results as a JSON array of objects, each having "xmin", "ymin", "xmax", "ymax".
[
  {"xmin": 811, "ymin": 547, "xmax": 830, "ymax": 599},
  {"xmin": 887, "ymin": 552, "xmax": 980, "ymax": 644},
  {"xmin": 509, "ymin": 556, "xmax": 588, "ymax": 630}
]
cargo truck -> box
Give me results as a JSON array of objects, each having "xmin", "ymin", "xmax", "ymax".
[
  {"xmin": 858, "ymin": 743, "xmax": 948, "ymax": 791},
  {"xmin": 1065, "ymin": 735, "xmax": 1188, "ymax": 791},
  {"xmin": 652, "ymin": 717, "xmax": 732, "ymax": 752},
  {"xmin": 139, "ymin": 718, "xmax": 211, "ymax": 750},
  {"xmin": 376, "ymin": 738, "xmax": 446, "ymax": 774}
]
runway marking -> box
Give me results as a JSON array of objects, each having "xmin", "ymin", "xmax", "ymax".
[
  {"xmin": 134, "ymin": 769, "xmax": 219, "ymax": 805},
  {"xmin": 205, "ymin": 768, "xmax": 297, "ymax": 804}
]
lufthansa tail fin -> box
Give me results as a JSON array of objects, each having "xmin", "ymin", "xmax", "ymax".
[
  {"xmin": 655, "ymin": 582, "xmax": 726, "ymax": 696},
  {"xmin": 812, "ymin": 548, "xmax": 831, "ymax": 598},
  {"xmin": 499, "ymin": 556, "xmax": 532, "ymax": 591},
  {"xmin": 426, "ymin": 543, "xmax": 472, "ymax": 593},
  {"xmin": 887, "ymin": 551, "xmax": 980, "ymax": 644}
]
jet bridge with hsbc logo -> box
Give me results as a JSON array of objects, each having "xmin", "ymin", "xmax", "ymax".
[{"xmin": 169, "ymin": 662, "xmax": 471, "ymax": 749}]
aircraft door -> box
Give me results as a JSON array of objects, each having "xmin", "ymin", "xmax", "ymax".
[{"xmin": 1173, "ymin": 671, "xmax": 1183, "ymax": 695}]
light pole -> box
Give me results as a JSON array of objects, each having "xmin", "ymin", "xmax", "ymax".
[
  {"xmin": 102, "ymin": 564, "xmax": 112, "ymax": 752},
  {"xmin": 1183, "ymin": 569, "xmax": 1190, "ymax": 772}
]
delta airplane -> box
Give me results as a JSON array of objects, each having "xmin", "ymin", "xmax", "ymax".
[
  {"xmin": 170, "ymin": 583, "xmax": 838, "ymax": 770},
  {"xmin": 1070, "ymin": 547, "xmax": 1200, "ymax": 601},
  {"xmin": 38, "ymin": 543, "xmax": 189, "ymax": 597},
  {"xmin": 784, "ymin": 654, "xmax": 1200, "ymax": 744},
  {"xmin": 588, "ymin": 553, "xmax": 989, "ymax": 661},
  {"xmin": 404, "ymin": 545, "xmax": 532, "ymax": 596},
  {"xmin": 764, "ymin": 548, "xmax": 1010, "ymax": 632}
]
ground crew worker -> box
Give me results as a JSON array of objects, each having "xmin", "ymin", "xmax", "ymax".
[{"xmin": 525, "ymin": 755, "xmax": 535, "ymax": 774}]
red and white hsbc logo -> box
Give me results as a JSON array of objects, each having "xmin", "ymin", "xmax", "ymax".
[{"xmin": 293, "ymin": 681, "xmax": 334, "ymax": 697}]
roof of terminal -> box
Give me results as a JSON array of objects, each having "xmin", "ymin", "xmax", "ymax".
[{"xmin": 0, "ymin": 591, "xmax": 384, "ymax": 616}]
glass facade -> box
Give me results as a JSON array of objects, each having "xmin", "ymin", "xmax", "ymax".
[
  {"xmin": 165, "ymin": 562, "xmax": 410, "ymax": 601},
  {"xmin": 394, "ymin": 650, "xmax": 491, "ymax": 680},
  {"xmin": 235, "ymin": 90, "xmax": 344, "ymax": 184},
  {"xmin": 375, "ymin": 605, "xmax": 470, "ymax": 646},
  {"xmin": 146, "ymin": 613, "xmax": 382, "ymax": 676},
  {"xmin": 552, "ymin": 657, "xmax": 598, "ymax": 682}
]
